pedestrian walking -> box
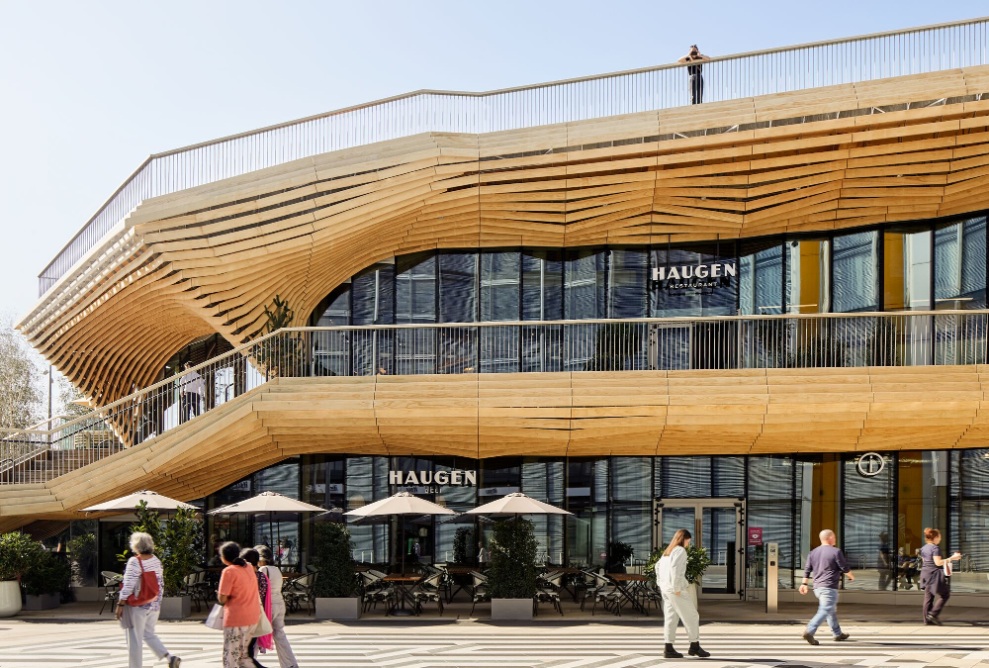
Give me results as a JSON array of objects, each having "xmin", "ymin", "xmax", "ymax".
[
  {"xmin": 115, "ymin": 531, "xmax": 182, "ymax": 668},
  {"xmin": 656, "ymin": 528, "xmax": 710, "ymax": 658},
  {"xmin": 217, "ymin": 541, "xmax": 262, "ymax": 668},
  {"xmin": 919, "ymin": 527, "xmax": 962, "ymax": 625},
  {"xmin": 799, "ymin": 529, "xmax": 854, "ymax": 644},
  {"xmin": 255, "ymin": 545, "xmax": 300, "ymax": 668},
  {"xmin": 240, "ymin": 548, "xmax": 270, "ymax": 668}
]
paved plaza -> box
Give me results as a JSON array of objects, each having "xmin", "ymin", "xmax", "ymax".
[{"xmin": 2, "ymin": 601, "xmax": 986, "ymax": 668}]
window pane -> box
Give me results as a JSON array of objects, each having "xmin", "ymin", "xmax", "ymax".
[
  {"xmin": 842, "ymin": 453, "xmax": 895, "ymax": 590},
  {"xmin": 935, "ymin": 216, "xmax": 987, "ymax": 309},
  {"xmin": 786, "ymin": 239, "xmax": 829, "ymax": 314},
  {"xmin": 833, "ymin": 230, "xmax": 878, "ymax": 312},
  {"xmin": 739, "ymin": 241, "xmax": 784, "ymax": 316},
  {"xmin": 884, "ymin": 227, "xmax": 931, "ymax": 311}
]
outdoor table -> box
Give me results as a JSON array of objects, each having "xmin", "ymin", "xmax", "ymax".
[
  {"xmin": 607, "ymin": 573, "xmax": 649, "ymax": 615},
  {"xmin": 548, "ymin": 567, "xmax": 586, "ymax": 602},
  {"xmin": 382, "ymin": 574, "xmax": 422, "ymax": 615}
]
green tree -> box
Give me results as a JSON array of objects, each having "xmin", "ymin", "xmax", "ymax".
[
  {"xmin": 488, "ymin": 518, "xmax": 538, "ymax": 599},
  {"xmin": 0, "ymin": 317, "xmax": 43, "ymax": 429}
]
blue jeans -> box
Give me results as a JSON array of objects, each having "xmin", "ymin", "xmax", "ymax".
[{"xmin": 806, "ymin": 587, "xmax": 842, "ymax": 637}]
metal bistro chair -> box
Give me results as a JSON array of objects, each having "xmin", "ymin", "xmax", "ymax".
[
  {"xmin": 581, "ymin": 570, "xmax": 620, "ymax": 615},
  {"xmin": 535, "ymin": 570, "xmax": 564, "ymax": 616},
  {"xmin": 183, "ymin": 569, "xmax": 212, "ymax": 612},
  {"xmin": 99, "ymin": 571, "xmax": 123, "ymax": 615},
  {"xmin": 359, "ymin": 571, "xmax": 396, "ymax": 614},
  {"xmin": 411, "ymin": 572, "xmax": 445, "ymax": 615},
  {"xmin": 468, "ymin": 571, "xmax": 491, "ymax": 616},
  {"xmin": 283, "ymin": 571, "xmax": 317, "ymax": 614}
]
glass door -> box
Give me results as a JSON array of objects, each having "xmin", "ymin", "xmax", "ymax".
[{"xmin": 653, "ymin": 498, "xmax": 744, "ymax": 598}]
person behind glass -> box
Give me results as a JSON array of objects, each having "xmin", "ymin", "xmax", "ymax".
[
  {"xmin": 217, "ymin": 541, "xmax": 262, "ymax": 668},
  {"xmin": 240, "ymin": 548, "xmax": 271, "ymax": 668},
  {"xmin": 919, "ymin": 527, "xmax": 962, "ymax": 625},
  {"xmin": 799, "ymin": 529, "xmax": 854, "ymax": 645},
  {"xmin": 477, "ymin": 541, "xmax": 489, "ymax": 566},
  {"xmin": 678, "ymin": 44, "xmax": 710, "ymax": 104},
  {"xmin": 877, "ymin": 532, "xmax": 892, "ymax": 590},
  {"xmin": 897, "ymin": 547, "xmax": 919, "ymax": 589},
  {"xmin": 178, "ymin": 362, "xmax": 204, "ymax": 423},
  {"xmin": 255, "ymin": 545, "xmax": 300, "ymax": 668},
  {"xmin": 115, "ymin": 532, "xmax": 182, "ymax": 668},
  {"xmin": 656, "ymin": 528, "xmax": 710, "ymax": 659}
]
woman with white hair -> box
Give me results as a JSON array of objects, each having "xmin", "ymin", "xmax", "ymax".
[
  {"xmin": 255, "ymin": 544, "xmax": 299, "ymax": 668},
  {"xmin": 115, "ymin": 531, "xmax": 182, "ymax": 668}
]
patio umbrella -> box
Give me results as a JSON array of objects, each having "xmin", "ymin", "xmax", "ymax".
[
  {"xmin": 466, "ymin": 492, "xmax": 571, "ymax": 518},
  {"xmin": 209, "ymin": 491, "xmax": 327, "ymax": 559},
  {"xmin": 82, "ymin": 490, "xmax": 196, "ymax": 512},
  {"xmin": 344, "ymin": 491, "xmax": 455, "ymax": 573}
]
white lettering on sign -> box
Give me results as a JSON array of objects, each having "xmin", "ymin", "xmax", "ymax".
[{"xmin": 389, "ymin": 469, "xmax": 476, "ymax": 487}]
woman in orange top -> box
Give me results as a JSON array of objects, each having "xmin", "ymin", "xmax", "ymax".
[{"xmin": 217, "ymin": 541, "xmax": 262, "ymax": 668}]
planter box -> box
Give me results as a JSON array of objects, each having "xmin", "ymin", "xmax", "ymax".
[
  {"xmin": 491, "ymin": 597, "xmax": 534, "ymax": 621},
  {"xmin": 0, "ymin": 581, "xmax": 21, "ymax": 618},
  {"xmin": 315, "ymin": 597, "xmax": 361, "ymax": 621},
  {"xmin": 159, "ymin": 595, "xmax": 191, "ymax": 619},
  {"xmin": 23, "ymin": 593, "xmax": 60, "ymax": 610},
  {"xmin": 71, "ymin": 585, "xmax": 102, "ymax": 603}
]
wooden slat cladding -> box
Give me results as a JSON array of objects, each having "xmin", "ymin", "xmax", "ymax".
[
  {"xmin": 1, "ymin": 365, "xmax": 987, "ymax": 531},
  {"xmin": 17, "ymin": 68, "xmax": 989, "ymax": 404}
]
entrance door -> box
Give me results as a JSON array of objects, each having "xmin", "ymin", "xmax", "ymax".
[{"xmin": 653, "ymin": 498, "xmax": 744, "ymax": 598}]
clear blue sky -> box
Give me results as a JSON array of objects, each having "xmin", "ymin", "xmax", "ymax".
[{"xmin": 1, "ymin": 0, "xmax": 986, "ymax": 321}]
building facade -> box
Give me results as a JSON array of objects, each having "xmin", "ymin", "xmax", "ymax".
[{"xmin": 5, "ymin": 18, "xmax": 989, "ymax": 603}]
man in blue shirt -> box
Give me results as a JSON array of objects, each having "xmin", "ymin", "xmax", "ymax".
[{"xmin": 799, "ymin": 529, "xmax": 855, "ymax": 645}]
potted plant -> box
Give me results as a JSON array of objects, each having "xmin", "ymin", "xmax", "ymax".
[
  {"xmin": 310, "ymin": 522, "xmax": 359, "ymax": 620},
  {"xmin": 0, "ymin": 532, "xmax": 39, "ymax": 617},
  {"xmin": 157, "ymin": 507, "xmax": 204, "ymax": 619},
  {"xmin": 487, "ymin": 518, "xmax": 537, "ymax": 620},
  {"xmin": 453, "ymin": 526, "xmax": 473, "ymax": 565},
  {"xmin": 22, "ymin": 548, "xmax": 71, "ymax": 610},
  {"xmin": 645, "ymin": 544, "xmax": 712, "ymax": 606},
  {"xmin": 606, "ymin": 540, "xmax": 634, "ymax": 574}
]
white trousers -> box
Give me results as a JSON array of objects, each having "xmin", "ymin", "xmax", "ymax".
[
  {"xmin": 661, "ymin": 589, "xmax": 700, "ymax": 644},
  {"xmin": 124, "ymin": 607, "xmax": 169, "ymax": 668},
  {"xmin": 267, "ymin": 601, "xmax": 299, "ymax": 668}
]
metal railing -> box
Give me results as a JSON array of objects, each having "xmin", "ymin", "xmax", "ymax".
[
  {"xmin": 3, "ymin": 310, "xmax": 989, "ymax": 485},
  {"xmin": 38, "ymin": 17, "xmax": 989, "ymax": 295}
]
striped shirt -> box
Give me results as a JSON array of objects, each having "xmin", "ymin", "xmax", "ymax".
[{"xmin": 119, "ymin": 555, "xmax": 164, "ymax": 611}]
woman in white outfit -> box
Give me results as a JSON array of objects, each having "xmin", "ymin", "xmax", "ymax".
[
  {"xmin": 115, "ymin": 532, "xmax": 182, "ymax": 668},
  {"xmin": 656, "ymin": 529, "xmax": 710, "ymax": 659},
  {"xmin": 255, "ymin": 545, "xmax": 299, "ymax": 668}
]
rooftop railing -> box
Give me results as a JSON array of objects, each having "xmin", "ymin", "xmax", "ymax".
[
  {"xmin": 3, "ymin": 309, "xmax": 989, "ymax": 484},
  {"xmin": 38, "ymin": 17, "xmax": 989, "ymax": 295}
]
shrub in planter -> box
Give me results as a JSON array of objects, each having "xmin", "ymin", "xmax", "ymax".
[
  {"xmin": 22, "ymin": 549, "xmax": 71, "ymax": 609},
  {"xmin": 606, "ymin": 540, "xmax": 634, "ymax": 573},
  {"xmin": 310, "ymin": 522, "xmax": 357, "ymax": 598},
  {"xmin": 0, "ymin": 533, "xmax": 45, "ymax": 617},
  {"xmin": 453, "ymin": 526, "xmax": 473, "ymax": 565},
  {"xmin": 487, "ymin": 518, "xmax": 537, "ymax": 599},
  {"xmin": 157, "ymin": 507, "xmax": 204, "ymax": 598}
]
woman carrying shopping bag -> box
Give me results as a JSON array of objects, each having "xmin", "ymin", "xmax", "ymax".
[
  {"xmin": 255, "ymin": 545, "xmax": 299, "ymax": 668},
  {"xmin": 217, "ymin": 541, "xmax": 262, "ymax": 668}
]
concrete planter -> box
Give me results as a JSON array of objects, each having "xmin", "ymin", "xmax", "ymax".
[
  {"xmin": 159, "ymin": 595, "xmax": 191, "ymax": 619},
  {"xmin": 315, "ymin": 597, "xmax": 361, "ymax": 621},
  {"xmin": 23, "ymin": 593, "xmax": 61, "ymax": 610},
  {"xmin": 0, "ymin": 581, "xmax": 22, "ymax": 618},
  {"xmin": 491, "ymin": 597, "xmax": 534, "ymax": 621},
  {"xmin": 70, "ymin": 585, "xmax": 102, "ymax": 603}
]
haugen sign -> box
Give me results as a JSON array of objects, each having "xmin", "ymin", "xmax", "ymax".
[
  {"xmin": 389, "ymin": 468, "xmax": 477, "ymax": 494},
  {"xmin": 651, "ymin": 261, "xmax": 736, "ymax": 290}
]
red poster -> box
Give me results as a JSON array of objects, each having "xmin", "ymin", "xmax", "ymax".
[{"xmin": 748, "ymin": 527, "xmax": 763, "ymax": 546}]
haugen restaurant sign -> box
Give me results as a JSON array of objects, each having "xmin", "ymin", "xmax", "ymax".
[{"xmin": 651, "ymin": 261, "xmax": 736, "ymax": 290}]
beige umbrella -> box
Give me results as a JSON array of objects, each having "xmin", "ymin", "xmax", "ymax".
[
  {"xmin": 345, "ymin": 491, "xmax": 455, "ymax": 573},
  {"xmin": 209, "ymin": 491, "xmax": 327, "ymax": 558},
  {"xmin": 466, "ymin": 492, "xmax": 571, "ymax": 517},
  {"xmin": 82, "ymin": 490, "xmax": 196, "ymax": 512}
]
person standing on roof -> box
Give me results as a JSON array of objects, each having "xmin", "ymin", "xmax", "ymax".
[{"xmin": 678, "ymin": 44, "xmax": 711, "ymax": 104}]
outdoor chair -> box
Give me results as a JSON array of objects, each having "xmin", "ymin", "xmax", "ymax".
[
  {"xmin": 535, "ymin": 570, "xmax": 564, "ymax": 615},
  {"xmin": 580, "ymin": 570, "xmax": 620, "ymax": 615},
  {"xmin": 359, "ymin": 571, "xmax": 396, "ymax": 613},
  {"xmin": 183, "ymin": 569, "xmax": 212, "ymax": 612},
  {"xmin": 283, "ymin": 572, "xmax": 317, "ymax": 614},
  {"xmin": 468, "ymin": 571, "xmax": 491, "ymax": 616},
  {"xmin": 411, "ymin": 572, "xmax": 445, "ymax": 615},
  {"xmin": 99, "ymin": 571, "xmax": 122, "ymax": 614}
]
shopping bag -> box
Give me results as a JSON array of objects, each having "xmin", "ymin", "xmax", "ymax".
[
  {"xmin": 118, "ymin": 604, "xmax": 134, "ymax": 630},
  {"xmin": 204, "ymin": 603, "xmax": 224, "ymax": 630},
  {"xmin": 250, "ymin": 610, "xmax": 273, "ymax": 637}
]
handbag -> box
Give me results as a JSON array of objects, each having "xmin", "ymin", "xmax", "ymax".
[
  {"xmin": 204, "ymin": 603, "xmax": 224, "ymax": 630},
  {"xmin": 250, "ymin": 609, "xmax": 273, "ymax": 637},
  {"xmin": 122, "ymin": 557, "xmax": 160, "ymax": 607},
  {"xmin": 118, "ymin": 604, "xmax": 134, "ymax": 629}
]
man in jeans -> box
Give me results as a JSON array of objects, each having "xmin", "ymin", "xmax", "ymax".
[{"xmin": 799, "ymin": 529, "xmax": 855, "ymax": 644}]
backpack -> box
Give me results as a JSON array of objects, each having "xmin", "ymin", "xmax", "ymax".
[{"xmin": 122, "ymin": 557, "xmax": 160, "ymax": 606}]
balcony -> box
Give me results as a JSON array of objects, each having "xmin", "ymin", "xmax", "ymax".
[{"xmin": 2, "ymin": 310, "xmax": 989, "ymax": 488}]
